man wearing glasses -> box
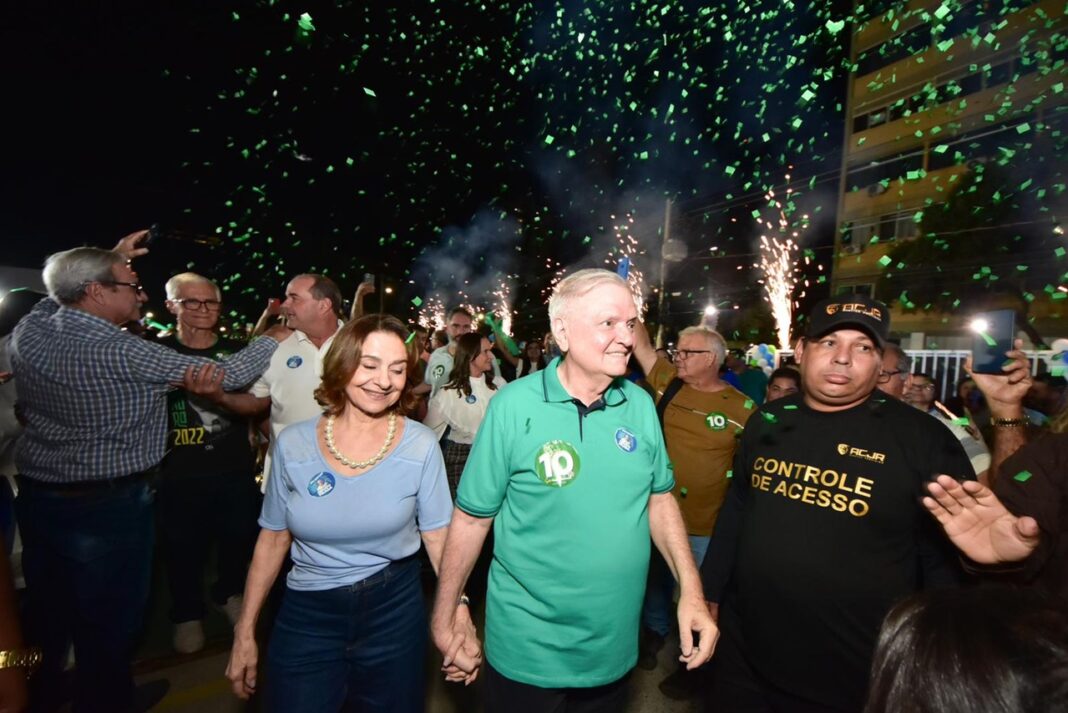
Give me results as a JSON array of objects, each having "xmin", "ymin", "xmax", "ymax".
[
  {"xmin": 631, "ymin": 320, "xmax": 752, "ymax": 697},
  {"xmin": 10, "ymin": 234, "xmax": 289, "ymax": 712},
  {"xmin": 905, "ymin": 372, "xmax": 990, "ymax": 482},
  {"xmin": 155, "ymin": 273, "xmax": 261, "ymax": 654}
]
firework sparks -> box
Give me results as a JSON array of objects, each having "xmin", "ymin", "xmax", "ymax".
[
  {"xmin": 755, "ymin": 175, "xmax": 807, "ymax": 350},
  {"xmin": 492, "ymin": 277, "xmax": 514, "ymax": 336},
  {"xmin": 417, "ymin": 295, "xmax": 447, "ymax": 332}
]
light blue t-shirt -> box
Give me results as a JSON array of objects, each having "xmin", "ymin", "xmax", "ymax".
[{"xmin": 260, "ymin": 416, "xmax": 452, "ymax": 591}]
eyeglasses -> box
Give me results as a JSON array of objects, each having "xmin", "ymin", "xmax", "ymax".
[
  {"xmin": 99, "ymin": 280, "xmax": 145, "ymax": 294},
  {"xmin": 176, "ymin": 298, "xmax": 222, "ymax": 311},
  {"xmin": 908, "ymin": 383, "xmax": 936, "ymax": 392},
  {"xmin": 670, "ymin": 349, "xmax": 712, "ymax": 361},
  {"xmin": 876, "ymin": 369, "xmax": 904, "ymax": 384}
]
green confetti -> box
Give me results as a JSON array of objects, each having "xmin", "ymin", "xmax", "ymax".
[
  {"xmin": 743, "ymin": 399, "xmax": 754, "ymax": 410},
  {"xmin": 411, "ymin": 296, "xmax": 423, "ymax": 307},
  {"xmin": 878, "ymin": 255, "xmax": 892, "ymax": 267},
  {"xmin": 1013, "ymin": 470, "xmax": 1033, "ymax": 483}
]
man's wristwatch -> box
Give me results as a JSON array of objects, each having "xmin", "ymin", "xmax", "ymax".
[{"xmin": 0, "ymin": 647, "xmax": 43, "ymax": 672}]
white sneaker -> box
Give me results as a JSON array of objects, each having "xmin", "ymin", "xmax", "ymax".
[
  {"xmin": 173, "ymin": 620, "xmax": 205, "ymax": 654},
  {"xmin": 218, "ymin": 595, "xmax": 243, "ymax": 627}
]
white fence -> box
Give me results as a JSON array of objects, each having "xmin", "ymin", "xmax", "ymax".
[{"xmin": 775, "ymin": 350, "xmax": 1060, "ymax": 404}]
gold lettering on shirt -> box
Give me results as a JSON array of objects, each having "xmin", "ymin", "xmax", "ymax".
[{"xmin": 751, "ymin": 456, "xmax": 874, "ymax": 517}]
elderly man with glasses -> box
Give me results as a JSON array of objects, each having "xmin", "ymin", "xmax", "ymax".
[
  {"xmin": 906, "ymin": 372, "xmax": 991, "ymax": 483},
  {"xmin": 152, "ymin": 273, "xmax": 263, "ymax": 654},
  {"xmin": 631, "ymin": 320, "xmax": 753, "ymax": 698},
  {"xmin": 10, "ymin": 234, "xmax": 290, "ymax": 712}
]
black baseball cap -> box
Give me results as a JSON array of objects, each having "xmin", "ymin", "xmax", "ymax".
[{"xmin": 805, "ymin": 294, "xmax": 890, "ymax": 347}]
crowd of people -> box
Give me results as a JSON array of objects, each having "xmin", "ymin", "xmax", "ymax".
[{"xmin": 0, "ymin": 230, "xmax": 1065, "ymax": 713}]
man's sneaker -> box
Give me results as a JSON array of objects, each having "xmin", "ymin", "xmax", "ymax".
[
  {"xmin": 173, "ymin": 620, "xmax": 205, "ymax": 654},
  {"xmin": 637, "ymin": 627, "xmax": 666, "ymax": 671},
  {"xmin": 658, "ymin": 665, "xmax": 701, "ymax": 700},
  {"xmin": 218, "ymin": 595, "xmax": 244, "ymax": 626}
]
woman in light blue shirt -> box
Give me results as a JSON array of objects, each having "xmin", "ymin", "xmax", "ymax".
[{"xmin": 226, "ymin": 315, "xmax": 479, "ymax": 712}]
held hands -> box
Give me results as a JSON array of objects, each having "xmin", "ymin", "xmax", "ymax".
[
  {"xmin": 225, "ymin": 635, "xmax": 259, "ymax": 700},
  {"xmin": 923, "ymin": 474, "xmax": 1040, "ymax": 564},
  {"xmin": 965, "ymin": 339, "xmax": 1031, "ymax": 416},
  {"xmin": 432, "ymin": 603, "xmax": 482, "ymax": 685},
  {"xmin": 676, "ymin": 593, "xmax": 718, "ymax": 670}
]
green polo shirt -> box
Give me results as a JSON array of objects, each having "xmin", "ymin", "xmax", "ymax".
[{"xmin": 456, "ymin": 357, "xmax": 674, "ymax": 687}]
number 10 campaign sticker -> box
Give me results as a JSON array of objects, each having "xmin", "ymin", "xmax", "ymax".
[{"xmin": 535, "ymin": 440, "xmax": 582, "ymax": 488}]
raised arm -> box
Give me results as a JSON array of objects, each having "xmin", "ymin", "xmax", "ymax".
[
  {"xmin": 632, "ymin": 319, "xmax": 658, "ymax": 376},
  {"xmin": 967, "ymin": 340, "xmax": 1032, "ymax": 486},
  {"xmin": 349, "ymin": 279, "xmax": 375, "ymax": 320}
]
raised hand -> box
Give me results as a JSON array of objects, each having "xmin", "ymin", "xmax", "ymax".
[{"xmin": 923, "ymin": 474, "xmax": 1040, "ymax": 564}]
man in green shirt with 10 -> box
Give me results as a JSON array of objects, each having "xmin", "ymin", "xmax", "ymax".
[{"xmin": 431, "ymin": 269, "xmax": 717, "ymax": 712}]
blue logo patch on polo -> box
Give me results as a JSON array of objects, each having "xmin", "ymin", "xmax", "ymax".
[
  {"xmin": 614, "ymin": 428, "xmax": 637, "ymax": 453},
  {"xmin": 465, "ymin": 394, "xmax": 477, "ymax": 404},
  {"xmin": 308, "ymin": 472, "xmax": 336, "ymax": 497},
  {"xmin": 286, "ymin": 356, "xmax": 303, "ymax": 369}
]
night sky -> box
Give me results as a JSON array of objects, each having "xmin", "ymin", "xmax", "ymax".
[{"xmin": 3, "ymin": 1, "xmax": 856, "ymax": 339}]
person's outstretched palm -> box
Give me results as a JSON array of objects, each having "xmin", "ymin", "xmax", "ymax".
[{"xmin": 923, "ymin": 474, "xmax": 1040, "ymax": 564}]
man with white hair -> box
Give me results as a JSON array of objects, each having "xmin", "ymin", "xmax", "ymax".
[
  {"xmin": 631, "ymin": 321, "xmax": 752, "ymax": 694},
  {"xmin": 431, "ymin": 268, "xmax": 716, "ymax": 712},
  {"xmin": 10, "ymin": 233, "xmax": 289, "ymax": 713},
  {"xmin": 156, "ymin": 273, "xmax": 261, "ymax": 654}
]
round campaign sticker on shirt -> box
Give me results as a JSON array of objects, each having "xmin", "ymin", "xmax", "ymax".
[
  {"xmin": 432, "ymin": 364, "xmax": 446, "ymax": 378},
  {"xmin": 705, "ymin": 412, "xmax": 728, "ymax": 431},
  {"xmin": 465, "ymin": 394, "xmax": 477, "ymax": 404},
  {"xmin": 534, "ymin": 440, "xmax": 581, "ymax": 488},
  {"xmin": 287, "ymin": 356, "xmax": 303, "ymax": 369},
  {"xmin": 308, "ymin": 472, "xmax": 336, "ymax": 497}
]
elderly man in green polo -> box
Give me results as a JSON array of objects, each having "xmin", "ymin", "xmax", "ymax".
[{"xmin": 431, "ymin": 268, "xmax": 717, "ymax": 712}]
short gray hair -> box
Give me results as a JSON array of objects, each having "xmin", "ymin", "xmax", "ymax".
[
  {"xmin": 883, "ymin": 342, "xmax": 912, "ymax": 373},
  {"xmin": 165, "ymin": 272, "xmax": 221, "ymax": 301},
  {"xmin": 43, "ymin": 247, "xmax": 124, "ymax": 305},
  {"xmin": 548, "ymin": 269, "xmax": 629, "ymax": 322},
  {"xmin": 678, "ymin": 325, "xmax": 727, "ymax": 366}
]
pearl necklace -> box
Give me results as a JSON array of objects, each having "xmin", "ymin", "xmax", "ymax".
[{"xmin": 325, "ymin": 411, "xmax": 397, "ymax": 470}]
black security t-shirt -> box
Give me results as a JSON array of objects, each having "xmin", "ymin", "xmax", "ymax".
[
  {"xmin": 704, "ymin": 392, "xmax": 972, "ymax": 711},
  {"xmin": 159, "ymin": 335, "xmax": 255, "ymax": 477}
]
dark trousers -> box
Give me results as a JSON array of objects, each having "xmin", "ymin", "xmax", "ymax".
[
  {"xmin": 483, "ymin": 660, "xmax": 630, "ymax": 713},
  {"xmin": 706, "ymin": 604, "xmax": 856, "ymax": 713},
  {"xmin": 156, "ymin": 472, "xmax": 259, "ymax": 623},
  {"xmin": 16, "ymin": 476, "xmax": 154, "ymax": 713},
  {"xmin": 265, "ymin": 556, "xmax": 427, "ymax": 713}
]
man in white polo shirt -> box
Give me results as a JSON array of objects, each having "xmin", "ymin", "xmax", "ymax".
[
  {"xmin": 247, "ymin": 274, "xmax": 345, "ymax": 485},
  {"xmin": 183, "ymin": 273, "xmax": 352, "ymax": 490}
]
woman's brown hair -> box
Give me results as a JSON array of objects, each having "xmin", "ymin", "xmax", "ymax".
[
  {"xmin": 444, "ymin": 332, "xmax": 497, "ymax": 398},
  {"xmin": 314, "ymin": 314, "xmax": 419, "ymax": 416}
]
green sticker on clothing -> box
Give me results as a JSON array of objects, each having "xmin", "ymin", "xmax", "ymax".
[
  {"xmin": 535, "ymin": 440, "xmax": 581, "ymax": 488},
  {"xmin": 705, "ymin": 412, "xmax": 728, "ymax": 431},
  {"xmin": 1013, "ymin": 470, "xmax": 1033, "ymax": 483}
]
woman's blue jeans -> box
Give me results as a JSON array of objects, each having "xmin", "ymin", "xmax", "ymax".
[{"xmin": 266, "ymin": 556, "xmax": 427, "ymax": 713}]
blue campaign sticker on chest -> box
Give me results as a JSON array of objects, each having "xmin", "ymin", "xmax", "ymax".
[
  {"xmin": 465, "ymin": 394, "xmax": 477, "ymax": 404},
  {"xmin": 286, "ymin": 355, "xmax": 303, "ymax": 369},
  {"xmin": 614, "ymin": 427, "xmax": 637, "ymax": 453},
  {"xmin": 307, "ymin": 472, "xmax": 336, "ymax": 497}
]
